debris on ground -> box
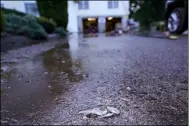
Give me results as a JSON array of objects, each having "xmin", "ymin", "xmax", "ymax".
[
  {"xmin": 126, "ymin": 87, "xmax": 131, "ymax": 91},
  {"xmin": 79, "ymin": 106, "xmax": 120, "ymax": 119},
  {"xmin": 44, "ymin": 72, "xmax": 48, "ymax": 75},
  {"xmin": 1, "ymin": 79, "xmax": 4, "ymax": 84},
  {"xmin": 120, "ymin": 97, "xmax": 130, "ymax": 102},
  {"xmin": 144, "ymin": 95, "xmax": 158, "ymax": 101},
  {"xmin": 1, "ymin": 66, "xmax": 9, "ymax": 72},
  {"xmin": 60, "ymin": 72, "xmax": 64, "ymax": 75},
  {"xmin": 26, "ymin": 80, "xmax": 31, "ymax": 82},
  {"xmin": 164, "ymin": 31, "xmax": 170, "ymax": 37},
  {"xmin": 169, "ymin": 35, "xmax": 179, "ymax": 40}
]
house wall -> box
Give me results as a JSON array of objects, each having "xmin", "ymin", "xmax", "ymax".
[
  {"xmin": 67, "ymin": 1, "xmax": 78, "ymax": 33},
  {"xmin": 74, "ymin": 1, "xmax": 129, "ymax": 33},
  {"xmin": 77, "ymin": 1, "xmax": 129, "ymax": 17}
]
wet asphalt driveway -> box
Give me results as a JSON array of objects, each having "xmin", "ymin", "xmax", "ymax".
[{"xmin": 1, "ymin": 34, "xmax": 188, "ymax": 125}]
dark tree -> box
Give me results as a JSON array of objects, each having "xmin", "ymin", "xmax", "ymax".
[
  {"xmin": 36, "ymin": 0, "xmax": 68, "ymax": 29},
  {"xmin": 129, "ymin": 0, "xmax": 141, "ymax": 19},
  {"xmin": 129, "ymin": 0, "xmax": 166, "ymax": 30}
]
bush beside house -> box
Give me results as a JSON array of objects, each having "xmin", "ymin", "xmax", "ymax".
[
  {"xmin": 55, "ymin": 27, "xmax": 67, "ymax": 37},
  {"xmin": 1, "ymin": 7, "xmax": 68, "ymax": 40},
  {"xmin": 37, "ymin": 17, "xmax": 56, "ymax": 33},
  {"xmin": 4, "ymin": 14, "xmax": 47, "ymax": 40},
  {"xmin": 150, "ymin": 21, "xmax": 166, "ymax": 32}
]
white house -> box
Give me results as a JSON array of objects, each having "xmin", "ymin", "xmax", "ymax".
[
  {"xmin": 1, "ymin": 0, "xmax": 129, "ymax": 33},
  {"xmin": 68, "ymin": 1, "xmax": 129, "ymax": 33}
]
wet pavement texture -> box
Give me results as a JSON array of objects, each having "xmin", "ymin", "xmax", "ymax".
[{"xmin": 1, "ymin": 34, "xmax": 188, "ymax": 125}]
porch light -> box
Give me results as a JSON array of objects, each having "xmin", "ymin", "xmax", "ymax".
[
  {"xmin": 108, "ymin": 17, "xmax": 113, "ymax": 20},
  {"xmin": 88, "ymin": 18, "xmax": 96, "ymax": 21}
]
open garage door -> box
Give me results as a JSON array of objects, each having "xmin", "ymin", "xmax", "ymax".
[
  {"xmin": 82, "ymin": 18, "xmax": 98, "ymax": 34},
  {"xmin": 106, "ymin": 17, "xmax": 122, "ymax": 32}
]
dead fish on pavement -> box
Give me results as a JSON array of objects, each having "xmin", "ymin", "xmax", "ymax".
[
  {"xmin": 79, "ymin": 106, "xmax": 108, "ymax": 116},
  {"xmin": 107, "ymin": 106, "xmax": 120, "ymax": 114},
  {"xmin": 79, "ymin": 106, "xmax": 120, "ymax": 119}
]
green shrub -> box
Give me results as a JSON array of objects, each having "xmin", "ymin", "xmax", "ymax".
[
  {"xmin": 4, "ymin": 14, "xmax": 47, "ymax": 40},
  {"xmin": 23, "ymin": 14, "xmax": 37, "ymax": 22},
  {"xmin": 151, "ymin": 21, "xmax": 165, "ymax": 32},
  {"xmin": 0, "ymin": 10, "xmax": 5, "ymax": 32},
  {"xmin": 18, "ymin": 26, "xmax": 47, "ymax": 39},
  {"xmin": 4, "ymin": 14, "xmax": 27, "ymax": 33},
  {"xmin": 4, "ymin": 23, "xmax": 21, "ymax": 34},
  {"xmin": 4, "ymin": 23, "xmax": 14, "ymax": 33},
  {"xmin": 37, "ymin": 17, "xmax": 56, "ymax": 33},
  {"xmin": 15, "ymin": 26, "xmax": 47, "ymax": 40},
  {"xmin": 17, "ymin": 26, "xmax": 35, "ymax": 37},
  {"xmin": 35, "ymin": 29, "xmax": 48, "ymax": 39},
  {"xmin": 156, "ymin": 21, "xmax": 165, "ymax": 32},
  {"xmin": 55, "ymin": 27, "xmax": 67, "ymax": 37},
  {"xmin": 23, "ymin": 15, "xmax": 43, "ymax": 29},
  {"xmin": 22, "ymin": 15, "xmax": 48, "ymax": 39},
  {"xmin": 5, "ymin": 14, "xmax": 28, "ymax": 27},
  {"xmin": 1, "ymin": 8, "xmax": 26, "ymax": 17}
]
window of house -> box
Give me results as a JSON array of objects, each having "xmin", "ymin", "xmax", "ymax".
[
  {"xmin": 78, "ymin": 1, "xmax": 89, "ymax": 10},
  {"xmin": 108, "ymin": 0, "xmax": 118, "ymax": 9},
  {"xmin": 25, "ymin": 3, "xmax": 39, "ymax": 16}
]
